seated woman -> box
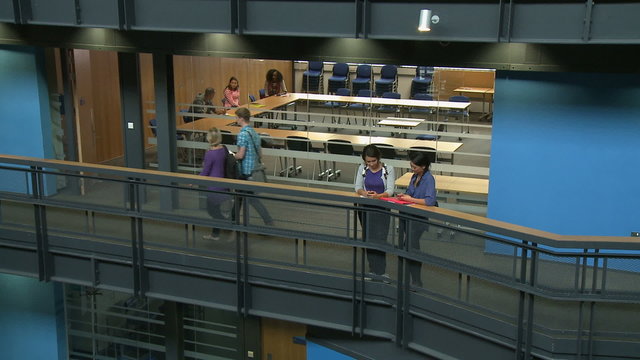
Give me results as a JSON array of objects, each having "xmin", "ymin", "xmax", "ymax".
[
  {"xmin": 223, "ymin": 77, "xmax": 240, "ymax": 108},
  {"xmin": 354, "ymin": 145, "xmax": 396, "ymax": 280},
  {"xmin": 264, "ymin": 69, "xmax": 287, "ymax": 97},
  {"xmin": 397, "ymin": 151, "xmax": 437, "ymax": 288}
]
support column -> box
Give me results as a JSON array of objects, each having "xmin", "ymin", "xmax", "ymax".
[
  {"xmin": 163, "ymin": 301, "xmax": 184, "ymax": 359},
  {"xmin": 118, "ymin": 52, "xmax": 145, "ymax": 169},
  {"xmin": 152, "ymin": 53, "xmax": 179, "ymax": 210}
]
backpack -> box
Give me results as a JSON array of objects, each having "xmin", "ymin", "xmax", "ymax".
[{"xmin": 223, "ymin": 145, "xmax": 240, "ymax": 179}]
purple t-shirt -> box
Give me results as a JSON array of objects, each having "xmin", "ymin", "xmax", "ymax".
[
  {"xmin": 200, "ymin": 147, "xmax": 227, "ymax": 201},
  {"xmin": 364, "ymin": 168, "xmax": 385, "ymax": 194}
]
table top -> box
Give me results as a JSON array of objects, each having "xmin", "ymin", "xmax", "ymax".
[
  {"xmin": 377, "ymin": 118, "xmax": 423, "ymax": 128},
  {"xmin": 454, "ymin": 87, "xmax": 495, "ymax": 95},
  {"xmin": 226, "ymin": 93, "xmax": 470, "ymax": 116},
  {"xmin": 177, "ymin": 117, "xmax": 462, "ymax": 153},
  {"xmin": 396, "ymin": 172, "xmax": 489, "ymax": 195}
]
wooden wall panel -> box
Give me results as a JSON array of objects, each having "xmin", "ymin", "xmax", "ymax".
[
  {"xmin": 433, "ymin": 68, "xmax": 495, "ymax": 101},
  {"xmin": 261, "ymin": 318, "xmax": 306, "ymax": 360},
  {"xmin": 72, "ymin": 49, "xmax": 96, "ymax": 164},
  {"xmin": 89, "ymin": 51, "xmax": 123, "ymax": 163},
  {"xmin": 170, "ymin": 56, "xmax": 293, "ymax": 123}
]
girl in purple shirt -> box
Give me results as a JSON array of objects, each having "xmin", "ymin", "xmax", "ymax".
[
  {"xmin": 200, "ymin": 127, "xmax": 230, "ymax": 240},
  {"xmin": 355, "ymin": 145, "xmax": 396, "ymax": 278}
]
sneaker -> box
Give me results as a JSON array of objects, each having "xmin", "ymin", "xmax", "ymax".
[
  {"xmin": 381, "ymin": 273, "xmax": 391, "ymax": 284},
  {"xmin": 202, "ymin": 234, "xmax": 220, "ymax": 241}
]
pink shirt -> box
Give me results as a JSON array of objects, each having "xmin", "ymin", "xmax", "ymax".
[{"xmin": 223, "ymin": 88, "xmax": 240, "ymax": 107}]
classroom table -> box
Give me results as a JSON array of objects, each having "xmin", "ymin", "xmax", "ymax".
[
  {"xmin": 226, "ymin": 92, "xmax": 471, "ymax": 117},
  {"xmin": 395, "ymin": 172, "xmax": 489, "ymax": 195},
  {"xmin": 453, "ymin": 87, "xmax": 494, "ymax": 120},
  {"xmin": 177, "ymin": 116, "xmax": 462, "ymax": 153}
]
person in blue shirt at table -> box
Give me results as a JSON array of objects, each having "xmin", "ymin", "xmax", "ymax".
[
  {"xmin": 354, "ymin": 144, "xmax": 396, "ymax": 280},
  {"xmin": 397, "ymin": 151, "xmax": 437, "ymax": 288},
  {"xmin": 233, "ymin": 107, "xmax": 274, "ymax": 226}
]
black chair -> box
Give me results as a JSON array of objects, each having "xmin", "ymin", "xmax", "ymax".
[
  {"xmin": 409, "ymin": 146, "xmax": 436, "ymax": 165},
  {"xmin": 375, "ymin": 65, "xmax": 398, "ymax": 97},
  {"xmin": 444, "ymin": 95, "xmax": 470, "ymax": 135},
  {"xmin": 375, "ymin": 92, "xmax": 401, "ymax": 121},
  {"xmin": 321, "ymin": 87, "xmax": 351, "ymax": 129},
  {"xmin": 280, "ymin": 136, "xmax": 311, "ymax": 177},
  {"xmin": 323, "ymin": 139, "xmax": 355, "ymax": 181},
  {"xmin": 327, "ymin": 63, "xmax": 350, "ymax": 94},
  {"xmin": 410, "ymin": 66, "xmax": 433, "ymax": 98},
  {"xmin": 409, "ymin": 93, "xmax": 435, "ymax": 130},
  {"xmin": 220, "ymin": 130, "xmax": 235, "ymax": 145},
  {"xmin": 351, "ymin": 64, "xmax": 372, "ymax": 96},
  {"xmin": 371, "ymin": 143, "xmax": 397, "ymax": 159},
  {"xmin": 302, "ymin": 61, "xmax": 324, "ymax": 93},
  {"xmin": 348, "ymin": 89, "xmax": 374, "ymax": 129}
]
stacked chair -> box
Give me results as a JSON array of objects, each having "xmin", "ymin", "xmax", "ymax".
[
  {"xmin": 327, "ymin": 63, "xmax": 350, "ymax": 94},
  {"xmin": 375, "ymin": 65, "xmax": 398, "ymax": 97},
  {"xmin": 302, "ymin": 61, "xmax": 324, "ymax": 94},
  {"xmin": 350, "ymin": 64, "xmax": 372, "ymax": 96},
  {"xmin": 410, "ymin": 66, "xmax": 433, "ymax": 98}
]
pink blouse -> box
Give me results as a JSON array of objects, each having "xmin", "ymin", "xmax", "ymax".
[{"xmin": 223, "ymin": 88, "xmax": 240, "ymax": 107}]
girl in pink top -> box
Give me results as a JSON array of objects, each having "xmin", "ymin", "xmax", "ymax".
[{"xmin": 223, "ymin": 77, "xmax": 240, "ymax": 107}]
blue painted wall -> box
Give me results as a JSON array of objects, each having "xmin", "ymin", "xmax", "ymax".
[
  {"xmin": 0, "ymin": 45, "xmax": 54, "ymax": 193},
  {"xmin": 307, "ymin": 341, "xmax": 355, "ymax": 360},
  {"xmin": 0, "ymin": 273, "xmax": 67, "ymax": 359},
  {"xmin": 488, "ymin": 71, "xmax": 640, "ymax": 236}
]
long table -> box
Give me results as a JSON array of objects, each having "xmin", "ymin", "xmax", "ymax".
[
  {"xmin": 396, "ymin": 172, "xmax": 489, "ymax": 195},
  {"xmin": 453, "ymin": 87, "xmax": 494, "ymax": 120},
  {"xmin": 226, "ymin": 92, "xmax": 471, "ymax": 117},
  {"xmin": 178, "ymin": 116, "xmax": 462, "ymax": 153}
]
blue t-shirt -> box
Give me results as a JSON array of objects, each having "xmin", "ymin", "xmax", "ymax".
[
  {"xmin": 406, "ymin": 171, "xmax": 437, "ymax": 206},
  {"xmin": 236, "ymin": 125, "xmax": 260, "ymax": 176}
]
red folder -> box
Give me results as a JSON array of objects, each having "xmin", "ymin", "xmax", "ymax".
[{"xmin": 380, "ymin": 197, "xmax": 413, "ymax": 205}]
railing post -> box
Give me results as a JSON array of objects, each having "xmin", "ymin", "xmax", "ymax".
[
  {"xmin": 515, "ymin": 241, "xmax": 529, "ymax": 360},
  {"xmin": 31, "ymin": 166, "xmax": 50, "ymax": 282},
  {"xmin": 128, "ymin": 178, "xmax": 145, "ymax": 297}
]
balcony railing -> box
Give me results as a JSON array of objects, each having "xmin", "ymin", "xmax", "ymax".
[{"xmin": 1, "ymin": 154, "xmax": 639, "ymax": 359}]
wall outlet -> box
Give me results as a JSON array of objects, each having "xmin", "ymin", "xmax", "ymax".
[{"xmin": 632, "ymin": 232, "xmax": 640, "ymax": 237}]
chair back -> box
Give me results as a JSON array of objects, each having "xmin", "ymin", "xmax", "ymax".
[
  {"xmin": 220, "ymin": 130, "xmax": 235, "ymax": 145},
  {"xmin": 249, "ymin": 94, "xmax": 256, "ymax": 102},
  {"xmin": 357, "ymin": 89, "xmax": 374, "ymax": 97},
  {"xmin": 335, "ymin": 88, "xmax": 351, "ymax": 97},
  {"xmin": 382, "ymin": 92, "xmax": 401, "ymax": 100},
  {"xmin": 355, "ymin": 64, "xmax": 372, "ymax": 79},
  {"xmin": 409, "ymin": 146, "xmax": 436, "ymax": 164},
  {"xmin": 259, "ymin": 89, "xmax": 266, "ymax": 99},
  {"xmin": 308, "ymin": 61, "xmax": 324, "ymax": 72},
  {"xmin": 380, "ymin": 65, "xmax": 397, "ymax": 79},
  {"xmin": 416, "ymin": 66, "xmax": 428, "ymax": 78},
  {"xmin": 259, "ymin": 133, "xmax": 275, "ymax": 148},
  {"xmin": 371, "ymin": 143, "xmax": 397, "ymax": 159},
  {"xmin": 332, "ymin": 63, "xmax": 349, "ymax": 77},
  {"xmin": 449, "ymin": 95, "xmax": 470, "ymax": 103},
  {"xmin": 286, "ymin": 136, "xmax": 311, "ymax": 152},
  {"xmin": 326, "ymin": 139, "xmax": 354, "ymax": 155},
  {"xmin": 413, "ymin": 93, "xmax": 433, "ymax": 101}
]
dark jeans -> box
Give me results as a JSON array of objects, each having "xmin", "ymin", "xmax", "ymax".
[
  {"xmin": 206, "ymin": 197, "xmax": 224, "ymax": 236},
  {"xmin": 238, "ymin": 174, "xmax": 273, "ymax": 225},
  {"xmin": 401, "ymin": 216, "xmax": 429, "ymax": 287},
  {"xmin": 358, "ymin": 205, "xmax": 391, "ymax": 275}
]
